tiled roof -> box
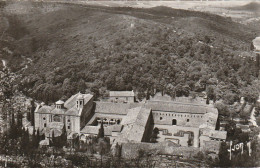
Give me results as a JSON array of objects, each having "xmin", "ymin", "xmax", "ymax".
[
  {"xmin": 109, "ymin": 91, "xmax": 134, "ymax": 97},
  {"xmin": 116, "ymin": 107, "xmax": 151, "ymax": 143},
  {"xmin": 145, "ymin": 101, "xmax": 217, "ymax": 114},
  {"xmin": 37, "ymin": 106, "xmax": 54, "ymax": 114},
  {"xmin": 51, "ymin": 108, "xmax": 66, "ymax": 115},
  {"xmin": 112, "ymin": 125, "xmax": 123, "ymax": 132},
  {"xmin": 121, "ymin": 107, "xmax": 142, "ymax": 125},
  {"xmin": 81, "ymin": 125, "xmax": 120, "ymax": 136},
  {"xmin": 64, "ymin": 93, "xmax": 93, "ymax": 109},
  {"xmin": 95, "ymin": 102, "xmax": 142, "ymax": 115},
  {"xmin": 65, "ymin": 107, "xmax": 79, "ymax": 116}
]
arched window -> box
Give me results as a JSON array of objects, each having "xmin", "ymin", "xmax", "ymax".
[
  {"xmin": 160, "ymin": 117, "xmax": 163, "ymax": 120},
  {"xmin": 187, "ymin": 119, "xmax": 190, "ymax": 122}
]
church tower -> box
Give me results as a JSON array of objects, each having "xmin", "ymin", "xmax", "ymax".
[{"xmin": 76, "ymin": 93, "xmax": 84, "ymax": 110}]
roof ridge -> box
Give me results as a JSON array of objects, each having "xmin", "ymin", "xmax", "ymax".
[{"xmin": 147, "ymin": 100, "xmax": 214, "ymax": 108}]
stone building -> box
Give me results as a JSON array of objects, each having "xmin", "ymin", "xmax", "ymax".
[
  {"xmin": 34, "ymin": 93, "xmax": 94, "ymax": 136},
  {"xmin": 109, "ymin": 90, "xmax": 135, "ymax": 103},
  {"xmin": 34, "ymin": 91, "xmax": 226, "ymax": 150}
]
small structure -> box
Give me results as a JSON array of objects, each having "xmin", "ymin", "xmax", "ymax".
[{"xmin": 109, "ymin": 90, "xmax": 135, "ymax": 103}]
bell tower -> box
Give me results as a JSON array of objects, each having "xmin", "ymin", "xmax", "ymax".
[{"xmin": 76, "ymin": 93, "xmax": 84, "ymax": 110}]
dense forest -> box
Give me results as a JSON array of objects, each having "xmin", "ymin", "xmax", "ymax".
[{"xmin": 0, "ymin": 1, "xmax": 259, "ymax": 104}]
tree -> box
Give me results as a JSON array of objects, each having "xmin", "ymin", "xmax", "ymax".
[
  {"xmin": 218, "ymin": 142, "xmax": 231, "ymax": 167},
  {"xmin": 30, "ymin": 100, "xmax": 35, "ymax": 126},
  {"xmin": 32, "ymin": 127, "xmax": 37, "ymax": 148},
  {"xmin": 150, "ymin": 127, "xmax": 159, "ymax": 143},
  {"xmin": 206, "ymin": 86, "xmax": 215, "ymax": 101},
  {"xmin": 97, "ymin": 121, "xmax": 104, "ymax": 139}
]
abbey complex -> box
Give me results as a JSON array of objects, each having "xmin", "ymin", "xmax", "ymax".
[{"xmin": 34, "ymin": 91, "xmax": 227, "ymax": 153}]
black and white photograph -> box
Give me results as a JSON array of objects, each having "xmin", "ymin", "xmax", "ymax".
[{"xmin": 0, "ymin": 0, "xmax": 260, "ymax": 167}]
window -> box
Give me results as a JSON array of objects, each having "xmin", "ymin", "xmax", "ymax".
[
  {"xmin": 160, "ymin": 117, "xmax": 163, "ymax": 120},
  {"xmin": 53, "ymin": 115, "xmax": 61, "ymax": 122},
  {"xmin": 172, "ymin": 119, "xmax": 177, "ymax": 125},
  {"xmin": 68, "ymin": 126, "xmax": 70, "ymax": 129},
  {"xmin": 44, "ymin": 123, "xmax": 46, "ymax": 127},
  {"xmin": 187, "ymin": 119, "xmax": 189, "ymax": 122},
  {"xmin": 43, "ymin": 117, "xmax": 46, "ymax": 120},
  {"xmin": 68, "ymin": 119, "xmax": 70, "ymax": 122}
]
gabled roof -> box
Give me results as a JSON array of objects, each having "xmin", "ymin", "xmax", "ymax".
[
  {"xmin": 109, "ymin": 91, "xmax": 135, "ymax": 97},
  {"xmin": 37, "ymin": 106, "xmax": 55, "ymax": 114},
  {"xmin": 65, "ymin": 107, "xmax": 79, "ymax": 116},
  {"xmin": 145, "ymin": 101, "xmax": 217, "ymax": 114},
  {"xmin": 95, "ymin": 102, "xmax": 141, "ymax": 115},
  {"xmin": 51, "ymin": 108, "xmax": 66, "ymax": 115},
  {"xmin": 80, "ymin": 125, "xmax": 121, "ymax": 136},
  {"xmin": 64, "ymin": 93, "xmax": 93, "ymax": 109},
  {"xmin": 121, "ymin": 107, "xmax": 142, "ymax": 125},
  {"xmin": 116, "ymin": 107, "xmax": 151, "ymax": 143}
]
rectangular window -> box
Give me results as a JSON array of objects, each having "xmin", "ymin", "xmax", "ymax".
[
  {"xmin": 68, "ymin": 126, "xmax": 70, "ymax": 129},
  {"xmin": 44, "ymin": 123, "xmax": 46, "ymax": 127}
]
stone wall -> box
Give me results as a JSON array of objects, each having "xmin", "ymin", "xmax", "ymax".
[
  {"xmin": 35, "ymin": 112, "xmax": 52, "ymax": 130},
  {"xmin": 152, "ymin": 111, "xmax": 204, "ymax": 128},
  {"xmin": 109, "ymin": 96, "xmax": 134, "ymax": 103},
  {"xmin": 121, "ymin": 142, "xmax": 200, "ymax": 159},
  {"xmin": 202, "ymin": 140, "xmax": 221, "ymax": 154}
]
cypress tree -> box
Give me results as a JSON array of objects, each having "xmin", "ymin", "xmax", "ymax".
[
  {"xmin": 36, "ymin": 129, "xmax": 40, "ymax": 148},
  {"xmin": 24, "ymin": 129, "xmax": 30, "ymax": 155},
  {"xmin": 30, "ymin": 100, "xmax": 35, "ymax": 126},
  {"xmin": 98, "ymin": 121, "xmax": 104, "ymax": 139},
  {"xmin": 27, "ymin": 111, "xmax": 31, "ymax": 121},
  {"xmin": 32, "ymin": 128, "xmax": 37, "ymax": 148},
  {"xmin": 41, "ymin": 133, "xmax": 45, "ymax": 141},
  {"xmin": 52, "ymin": 130, "xmax": 55, "ymax": 147},
  {"xmin": 61, "ymin": 124, "xmax": 67, "ymax": 147}
]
